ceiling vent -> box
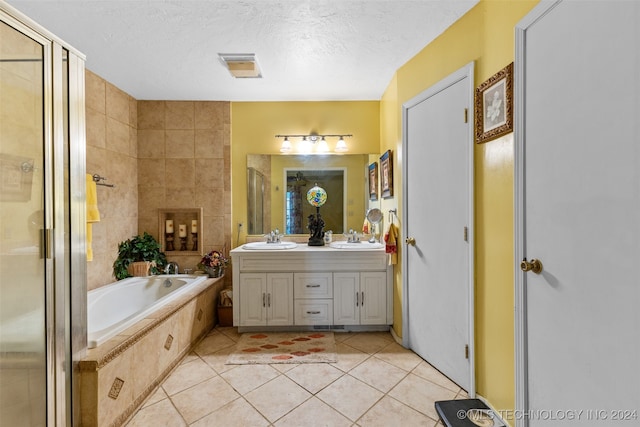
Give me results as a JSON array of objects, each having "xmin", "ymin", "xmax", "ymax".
[{"xmin": 218, "ymin": 53, "xmax": 262, "ymax": 78}]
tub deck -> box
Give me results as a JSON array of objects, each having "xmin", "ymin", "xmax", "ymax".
[{"xmin": 78, "ymin": 276, "xmax": 226, "ymax": 427}]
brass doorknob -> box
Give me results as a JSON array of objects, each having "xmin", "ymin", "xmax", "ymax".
[
  {"xmin": 405, "ymin": 237, "xmax": 416, "ymax": 246},
  {"xmin": 520, "ymin": 258, "xmax": 543, "ymax": 274}
]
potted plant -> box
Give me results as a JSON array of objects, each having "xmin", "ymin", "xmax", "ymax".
[
  {"xmin": 113, "ymin": 232, "xmax": 167, "ymax": 280},
  {"xmin": 197, "ymin": 250, "xmax": 229, "ymax": 278}
]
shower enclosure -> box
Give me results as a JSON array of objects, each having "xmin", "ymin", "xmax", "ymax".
[{"xmin": 0, "ymin": 3, "xmax": 86, "ymax": 426}]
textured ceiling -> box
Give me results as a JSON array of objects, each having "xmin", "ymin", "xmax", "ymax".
[{"xmin": 8, "ymin": 0, "xmax": 478, "ymax": 101}]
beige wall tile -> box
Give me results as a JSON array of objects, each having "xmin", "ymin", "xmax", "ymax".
[
  {"xmin": 85, "ymin": 70, "xmax": 105, "ymax": 114},
  {"xmin": 165, "ymin": 101, "xmax": 194, "ymax": 130},
  {"xmin": 129, "ymin": 98, "xmax": 138, "ymax": 128},
  {"xmin": 86, "ymin": 108, "xmax": 106, "ymax": 148},
  {"xmin": 138, "ymin": 187, "xmax": 166, "ymax": 213},
  {"xmin": 106, "ymin": 117, "xmax": 130, "ymax": 155},
  {"xmin": 165, "ymin": 159, "xmax": 195, "ymax": 187},
  {"xmin": 129, "ymin": 127, "xmax": 138, "ymax": 158},
  {"xmin": 138, "ymin": 130, "xmax": 165, "ymax": 158},
  {"xmin": 194, "ymin": 129, "xmax": 224, "ymax": 159},
  {"xmin": 165, "ymin": 130, "xmax": 195, "ymax": 158},
  {"xmin": 106, "ymin": 83, "xmax": 130, "ymax": 124},
  {"xmin": 85, "ymin": 70, "xmax": 138, "ymax": 291},
  {"xmin": 195, "ymin": 159, "xmax": 224, "ymax": 189},
  {"xmin": 138, "ymin": 158, "xmax": 166, "ymax": 188},
  {"xmin": 138, "ymin": 101, "xmax": 165, "ymax": 130},
  {"xmin": 165, "ymin": 187, "xmax": 196, "ymax": 209},
  {"xmin": 195, "ymin": 188, "xmax": 224, "ymax": 214}
]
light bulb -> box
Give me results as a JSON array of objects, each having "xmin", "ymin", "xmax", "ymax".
[
  {"xmin": 335, "ymin": 136, "xmax": 348, "ymax": 152},
  {"xmin": 317, "ymin": 136, "xmax": 329, "ymax": 153},
  {"xmin": 280, "ymin": 137, "xmax": 292, "ymax": 153}
]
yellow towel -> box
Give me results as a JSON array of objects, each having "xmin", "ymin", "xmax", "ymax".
[
  {"xmin": 87, "ymin": 223, "xmax": 94, "ymax": 261},
  {"xmin": 86, "ymin": 174, "xmax": 100, "ymax": 261},
  {"xmin": 86, "ymin": 174, "xmax": 101, "ymax": 223}
]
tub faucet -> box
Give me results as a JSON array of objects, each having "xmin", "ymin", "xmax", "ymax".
[{"xmin": 164, "ymin": 261, "xmax": 179, "ymax": 275}]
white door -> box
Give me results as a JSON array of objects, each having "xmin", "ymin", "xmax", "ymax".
[
  {"xmin": 515, "ymin": 2, "xmax": 640, "ymax": 426},
  {"xmin": 402, "ymin": 63, "xmax": 474, "ymax": 391}
]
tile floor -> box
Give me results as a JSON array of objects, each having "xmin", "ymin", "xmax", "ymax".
[{"xmin": 125, "ymin": 327, "xmax": 467, "ymax": 426}]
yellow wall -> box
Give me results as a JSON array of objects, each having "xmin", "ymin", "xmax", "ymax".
[
  {"xmin": 231, "ymin": 101, "xmax": 379, "ymax": 247},
  {"xmin": 379, "ymin": 0, "xmax": 539, "ymax": 418}
]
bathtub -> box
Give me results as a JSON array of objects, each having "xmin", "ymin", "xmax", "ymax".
[
  {"xmin": 80, "ymin": 273, "xmax": 223, "ymax": 426},
  {"xmin": 87, "ymin": 274, "xmax": 208, "ymax": 348}
]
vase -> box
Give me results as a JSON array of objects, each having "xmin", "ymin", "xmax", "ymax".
[{"xmin": 204, "ymin": 266, "xmax": 224, "ymax": 278}]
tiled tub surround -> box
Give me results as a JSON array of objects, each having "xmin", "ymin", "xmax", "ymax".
[
  {"xmin": 79, "ymin": 276, "xmax": 225, "ymax": 427},
  {"xmin": 87, "ymin": 275, "xmax": 209, "ymax": 348}
]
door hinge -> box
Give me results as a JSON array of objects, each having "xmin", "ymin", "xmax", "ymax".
[
  {"xmin": 465, "ymin": 344, "xmax": 469, "ymax": 359},
  {"xmin": 464, "ymin": 108, "xmax": 468, "ymax": 123},
  {"xmin": 463, "ymin": 226, "xmax": 468, "ymax": 242}
]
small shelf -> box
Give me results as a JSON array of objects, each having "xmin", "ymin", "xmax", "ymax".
[{"xmin": 158, "ymin": 208, "xmax": 203, "ymax": 256}]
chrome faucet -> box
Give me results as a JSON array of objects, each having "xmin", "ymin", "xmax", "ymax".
[
  {"xmin": 164, "ymin": 261, "xmax": 179, "ymax": 275},
  {"xmin": 265, "ymin": 228, "xmax": 283, "ymax": 243},
  {"xmin": 346, "ymin": 229, "xmax": 361, "ymax": 243}
]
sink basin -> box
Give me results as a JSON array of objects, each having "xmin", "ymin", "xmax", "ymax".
[
  {"xmin": 329, "ymin": 241, "xmax": 384, "ymax": 250},
  {"xmin": 243, "ymin": 241, "xmax": 298, "ymax": 250}
]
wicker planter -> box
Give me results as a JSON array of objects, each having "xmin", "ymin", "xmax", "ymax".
[{"xmin": 127, "ymin": 261, "xmax": 151, "ymax": 277}]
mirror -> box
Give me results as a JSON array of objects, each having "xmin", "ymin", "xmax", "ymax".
[
  {"xmin": 285, "ymin": 169, "xmax": 345, "ymax": 234},
  {"xmin": 247, "ymin": 154, "xmax": 377, "ymax": 235}
]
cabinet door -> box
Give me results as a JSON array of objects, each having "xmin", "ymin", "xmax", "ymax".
[
  {"xmin": 360, "ymin": 272, "xmax": 387, "ymax": 325},
  {"xmin": 333, "ymin": 272, "xmax": 359, "ymax": 325},
  {"xmin": 267, "ymin": 273, "xmax": 294, "ymax": 326},
  {"xmin": 239, "ymin": 273, "xmax": 267, "ymax": 326}
]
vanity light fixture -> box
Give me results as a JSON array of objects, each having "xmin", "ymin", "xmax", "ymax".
[{"xmin": 275, "ymin": 134, "xmax": 352, "ymax": 153}]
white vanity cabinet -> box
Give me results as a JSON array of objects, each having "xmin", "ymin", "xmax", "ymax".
[
  {"xmin": 294, "ymin": 272, "xmax": 333, "ymax": 325},
  {"xmin": 237, "ymin": 273, "xmax": 294, "ymax": 326},
  {"xmin": 333, "ymin": 272, "xmax": 387, "ymax": 325},
  {"xmin": 231, "ymin": 245, "xmax": 392, "ymax": 332}
]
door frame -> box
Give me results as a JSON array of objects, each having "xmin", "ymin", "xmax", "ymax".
[
  {"xmin": 401, "ymin": 62, "xmax": 476, "ymax": 395},
  {"xmin": 514, "ymin": 2, "xmax": 561, "ymax": 425}
]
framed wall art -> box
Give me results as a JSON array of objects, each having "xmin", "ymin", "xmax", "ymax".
[
  {"xmin": 475, "ymin": 62, "xmax": 513, "ymax": 144},
  {"xmin": 368, "ymin": 162, "xmax": 378, "ymax": 200},
  {"xmin": 379, "ymin": 150, "xmax": 393, "ymax": 199}
]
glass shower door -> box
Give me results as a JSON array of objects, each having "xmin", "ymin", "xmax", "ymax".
[{"xmin": 0, "ymin": 20, "xmax": 47, "ymax": 427}]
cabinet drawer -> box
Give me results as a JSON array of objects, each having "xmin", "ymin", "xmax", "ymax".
[
  {"xmin": 294, "ymin": 273, "xmax": 333, "ymax": 298},
  {"xmin": 294, "ymin": 300, "xmax": 333, "ymax": 325}
]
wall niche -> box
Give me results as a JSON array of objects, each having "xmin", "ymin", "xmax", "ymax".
[{"xmin": 159, "ymin": 208, "xmax": 203, "ymax": 255}]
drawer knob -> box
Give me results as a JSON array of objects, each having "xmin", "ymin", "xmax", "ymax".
[
  {"xmin": 306, "ymin": 284, "xmax": 321, "ymax": 288},
  {"xmin": 306, "ymin": 311, "xmax": 321, "ymax": 315}
]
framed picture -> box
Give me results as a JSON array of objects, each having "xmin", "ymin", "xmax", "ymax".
[
  {"xmin": 368, "ymin": 162, "xmax": 378, "ymax": 200},
  {"xmin": 475, "ymin": 62, "xmax": 513, "ymax": 144},
  {"xmin": 379, "ymin": 150, "xmax": 393, "ymax": 199}
]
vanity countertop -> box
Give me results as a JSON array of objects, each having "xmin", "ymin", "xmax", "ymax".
[{"xmin": 230, "ymin": 241, "xmax": 385, "ymax": 254}]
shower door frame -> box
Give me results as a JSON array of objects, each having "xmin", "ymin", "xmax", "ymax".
[{"xmin": 1, "ymin": 3, "xmax": 87, "ymax": 426}]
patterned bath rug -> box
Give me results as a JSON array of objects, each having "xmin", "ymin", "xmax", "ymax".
[{"xmin": 226, "ymin": 332, "xmax": 337, "ymax": 365}]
